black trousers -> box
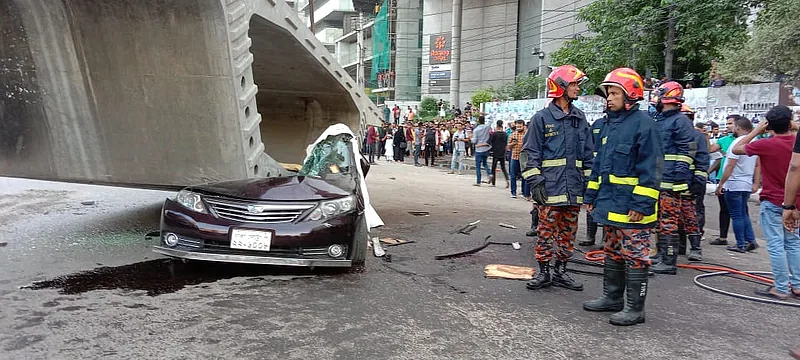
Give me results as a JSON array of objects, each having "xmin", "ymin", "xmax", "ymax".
[
  {"xmin": 490, "ymin": 156, "xmax": 508, "ymax": 185},
  {"xmin": 717, "ymin": 193, "xmax": 730, "ymax": 238},
  {"xmin": 696, "ymin": 194, "xmax": 706, "ymax": 234},
  {"xmin": 424, "ymin": 142, "xmax": 436, "ymax": 166}
]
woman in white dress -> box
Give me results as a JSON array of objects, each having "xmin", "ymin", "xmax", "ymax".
[{"xmin": 384, "ymin": 128, "xmax": 394, "ymax": 162}]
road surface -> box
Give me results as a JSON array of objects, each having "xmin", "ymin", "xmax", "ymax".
[{"xmin": 1, "ymin": 163, "xmax": 797, "ymax": 359}]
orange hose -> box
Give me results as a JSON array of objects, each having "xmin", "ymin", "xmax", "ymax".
[{"xmin": 584, "ymin": 250, "xmax": 774, "ymax": 284}]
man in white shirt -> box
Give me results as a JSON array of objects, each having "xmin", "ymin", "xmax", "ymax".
[
  {"xmin": 715, "ymin": 117, "xmax": 760, "ymax": 253},
  {"xmin": 440, "ymin": 125, "xmax": 451, "ymax": 156}
]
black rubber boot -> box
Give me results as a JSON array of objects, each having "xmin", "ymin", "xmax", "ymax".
[
  {"xmin": 579, "ymin": 213, "xmax": 598, "ymax": 246},
  {"xmin": 583, "ymin": 258, "xmax": 625, "ymax": 312},
  {"xmin": 687, "ymin": 233, "xmax": 703, "ymax": 261},
  {"xmin": 552, "ymin": 260, "xmax": 583, "ymax": 291},
  {"xmin": 526, "ymin": 208, "xmax": 538, "ymax": 237},
  {"xmin": 678, "ymin": 231, "xmax": 687, "ymax": 255},
  {"xmin": 609, "ymin": 266, "xmax": 649, "ymax": 326},
  {"xmin": 526, "ymin": 261, "xmax": 551, "ymax": 290},
  {"xmin": 650, "ymin": 237, "xmax": 665, "ymax": 266},
  {"xmin": 652, "ymin": 235, "xmax": 678, "ymax": 275}
]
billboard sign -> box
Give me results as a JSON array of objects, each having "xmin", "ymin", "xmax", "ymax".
[{"xmin": 429, "ymin": 34, "xmax": 452, "ymax": 65}]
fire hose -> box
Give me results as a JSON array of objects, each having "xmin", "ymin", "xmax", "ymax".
[{"xmin": 581, "ymin": 249, "xmax": 800, "ymax": 308}]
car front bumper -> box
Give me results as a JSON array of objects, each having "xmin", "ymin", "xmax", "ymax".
[{"xmin": 152, "ymin": 246, "xmax": 353, "ymax": 267}]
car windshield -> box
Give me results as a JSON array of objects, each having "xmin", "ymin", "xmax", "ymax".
[{"xmin": 298, "ymin": 133, "xmax": 354, "ymax": 177}]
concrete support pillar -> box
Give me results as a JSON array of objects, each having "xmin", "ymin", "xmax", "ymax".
[{"xmin": 449, "ymin": 0, "xmax": 462, "ymax": 107}]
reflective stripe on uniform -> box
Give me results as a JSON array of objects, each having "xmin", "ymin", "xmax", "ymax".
[
  {"xmin": 584, "ymin": 169, "xmax": 592, "ymax": 177},
  {"xmin": 661, "ymin": 182, "xmax": 689, "ymax": 192},
  {"xmin": 664, "ymin": 154, "xmax": 694, "ymax": 164},
  {"xmin": 592, "ymin": 151, "xmax": 597, "ymax": 157},
  {"xmin": 522, "ymin": 168, "xmax": 541, "ymax": 178},
  {"xmin": 593, "ymin": 128, "xmax": 600, "ymax": 134},
  {"xmin": 689, "ymin": 164, "xmax": 696, "ymax": 170},
  {"xmin": 609, "ymin": 175, "xmax": 638, "ymax": 186},
  {"xmin": 577, "ymin": 196, "xmax": 583, "ymax": 203},
  {"xmin": 695, "ymin": 171, "xmax": 707, "ymax": 178},
  {"xmin": 575, "ymin": 160, "xmax": 583, "ymax": 168},
  {"xmin": 542, "ymin": 158, "xmax": 567, "ymax": 167},
  {"xmin": 587, "ymin": 180, "xmax": 600, "ymax": 190},
  {"xmin": 546, "ymin": 195, "xmax": 568, "ymax": 204},
  {"xmin": 607, "ymin": 210, "xmax": 658, "ymax": 224},
  {"xmin": 632, "ymin": 185, "xmax": 660, "ymax": 200},
  {"xmin": 602, "ymin": 137, "xmax": 607, "ymax": 145}
]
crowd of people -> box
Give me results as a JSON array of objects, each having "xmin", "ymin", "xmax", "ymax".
[{"xmin": 365, "ymin": 64, "xmax": 800, "ymax": 331}]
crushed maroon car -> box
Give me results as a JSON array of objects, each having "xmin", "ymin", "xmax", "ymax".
[{"xmin": 152, "ymin": 131, "xmax": 373, "ymax": 268}]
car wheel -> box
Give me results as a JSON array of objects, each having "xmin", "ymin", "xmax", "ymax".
[{"xmin": 350, "ymin": 215, "xmax": 368, "ymax": 266}]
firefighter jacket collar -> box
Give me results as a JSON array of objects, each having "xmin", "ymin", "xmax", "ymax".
[
  {"xmin": 604, "ymin": 104, "xmax": 641, "ymax": 123},
  {"xmin": 546, "ymin": 101, "xmax": 581, "ymax": 121}
]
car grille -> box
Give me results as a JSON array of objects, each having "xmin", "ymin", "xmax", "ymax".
[
  {"xmin": 204, "ymin": 197, "xmax": 315, "ymax": 224},
  {"xmin": 171, "ymin": 235, "xmax": 345, "ymax": 259}
]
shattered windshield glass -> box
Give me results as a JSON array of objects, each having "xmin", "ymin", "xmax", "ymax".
[{"xmin": 298, "ymin": 134, "xmax": 354, "ymax": 177}]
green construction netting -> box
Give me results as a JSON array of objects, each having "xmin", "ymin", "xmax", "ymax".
[{"xmin": 370, "ymin": 0, "xmax": 389, "ymax": 83}]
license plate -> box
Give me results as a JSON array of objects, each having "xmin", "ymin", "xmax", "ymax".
[{"xmin": 230, "ymin": 229, "xmax": 272, "ymax": 251}]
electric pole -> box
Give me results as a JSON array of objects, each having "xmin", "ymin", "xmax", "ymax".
[
  {"xmin": 309, "ymin": 0, "xmax": 315, "ymax": 33},
  {"xmin": 664, "ymin": 4, "xmax": 676, "ymax": 80},
  {"xmin": 356, "ymin": 12, "xmax": 365, "ymax": 89}
]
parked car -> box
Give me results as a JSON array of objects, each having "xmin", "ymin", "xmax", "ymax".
[{"xmin": 152, "ymin": 130, "xmax": 374, "ymax": 268}]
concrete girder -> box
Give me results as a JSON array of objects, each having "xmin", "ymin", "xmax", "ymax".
[{"xmin": 0, "ymin": 0, "xmax": 381, "ymax": 188}]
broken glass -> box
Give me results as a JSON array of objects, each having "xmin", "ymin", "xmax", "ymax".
[{"xmin": 298, "ymin": 134, "xmax": 354, "ymax": 177}]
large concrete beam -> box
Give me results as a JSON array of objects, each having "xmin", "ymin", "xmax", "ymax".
[{"xmin": 0, "ymin": 0, "xmax": 381, "ymax": 188}]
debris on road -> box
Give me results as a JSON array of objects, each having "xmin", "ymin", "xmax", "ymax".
[
  {"xmin": 380, "ymin": 237, "xmax": 415, "ymax": 247},
  {"xmin": 371, "ymin": 236, "xmax": 385, "ymax": 257},
  {"xmin": 0, "ymin": 242, "xmax": 7, "ymax": 247},
  {"xmin": 389, "ymin": 177, "xmax": 396, "ymax": 180},
  {"xmin": 512, "ymin": 242, "xmax": 521, "ymax": 250},
  {"xmin": 72, "ymin": 212, "xmax": 86, "ymax": 215},
  {"xmin": 408, "ymin": 211, "xmax": 430, "ymax": 216},
  {"xmin": 484, "ymin": 264, "xmax": 535, "ymax": 280},
  {"xmin": 449, "ymin": 220, "xmax": 481, "ymax": 235},
  {"xmin": 81, "ymin": 200, "xmax": 96, "ymax": 206},
  {"xmin": 435, "ymin": 236, "xmax": 521, "ymax": 259},
  {"xmin": 498, "ymin": 223, "xmax": 517, "ymax": 229}
]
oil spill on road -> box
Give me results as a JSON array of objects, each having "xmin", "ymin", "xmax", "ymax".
[{"xmin": 23, "ymin": 259, "xmax": 351, "ymax": 296}]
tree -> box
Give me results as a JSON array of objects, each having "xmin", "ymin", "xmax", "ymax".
[
  {"xmin": 719, "ymin": 0, "xmax": 800, "ymax": 83},
  {"xmin": 492, "ymin": 73, "xmax": 544, "ymax": 100},
  {"xmin": 550, "ymin": 0, "xmax": 752, "ymax": 89},
  {"xmin": 472, "ymin": 73, "xmax": 544, "ymax": 103},
  {"xmin": 471, "ymin": 89, "xmax": 493, "ymax": 109}
]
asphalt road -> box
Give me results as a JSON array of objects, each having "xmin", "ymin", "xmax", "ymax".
[{"xmin": 1, "ymin": 163, "xmax": 798, "ymax": 359}]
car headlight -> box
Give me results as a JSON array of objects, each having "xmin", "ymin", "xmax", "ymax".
[
  {"xmin": 175, "ymin": 189, "xmax": 207, "ymax": 213},
  {"xmin": 306, "ymin": 195, "xmax": 355, "ymax": 221}
]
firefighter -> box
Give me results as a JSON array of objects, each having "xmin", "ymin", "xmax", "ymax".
[
  {"xmin": 680, "ymin": 104, "xmax": 710, "ymax": 261},
  {"xmin": 579, "ymin": 117, "xmax": 606, "ymax": 247},
  {"xmin": 649, "ymin": 81, "xmax": 695, "ymax": 275},
  {"xmin": 522, "ymin": 65, "xmax": 594, "ymax": 292},
  {"xmin": 583, "ymin": 67, "xmax": 662, "ymax": 326}
]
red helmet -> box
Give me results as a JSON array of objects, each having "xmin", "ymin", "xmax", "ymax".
[
  {"xmin": 598, "ymin": 68, "xmax": 644, "ymax": 109},
  {"xmin": 547, "ymin": 65, "xmax": 588, "ymax": 98},
  {"xmin": 651, "ymin": 81, "xmax": 685, "ymax": 105}
]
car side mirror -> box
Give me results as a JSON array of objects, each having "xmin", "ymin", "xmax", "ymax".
[{"xmin": 360, "ymin": 155, "xmax": 371, "ymax": 178}]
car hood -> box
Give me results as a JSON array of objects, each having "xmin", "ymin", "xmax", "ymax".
[{"xmin": 191, "ymin": 176, "xmax": 351, "ymax": 201}]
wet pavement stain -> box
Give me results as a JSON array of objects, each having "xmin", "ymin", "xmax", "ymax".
[{"xmin": 23, "ymin": 259, "xmax": 354, "ymax": 296}]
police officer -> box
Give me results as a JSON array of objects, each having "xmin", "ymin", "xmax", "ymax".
[
  {"xmin": 649, "ymin": 81, "xmax": 695, "ymax": 275},
  {"xmin": 680, "ymin": 104, "xmax": 710, "ymax": 261},
  {"xmin": 583, "ymin": 68, "xmax": 662, "ymax": 326},
  {"xmin": 579, "ymin": 118, "xmax": 606, "ymax": 247},
  {"xmin": 522, "ymin": 65, "xmax": 594, "ymax": 292}
]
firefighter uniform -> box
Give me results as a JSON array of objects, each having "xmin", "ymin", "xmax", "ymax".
[
  {"xmin": 679, "ymin": 122, "xmax": 710, "ymax": 261},
  {"xmin": 522, "ymin": 101, "xmax": 594, "ymax": 291},
  {"xmin": 582, "ymin": 66, "xmax": 662, "ymax": 327},
  {"xmin": 651, "ymin": 85, "xmax": 696, "ymax": 274},
  {"xmin": 580, "ymin": 117, "xmax": 605, "ymax": 246}
]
